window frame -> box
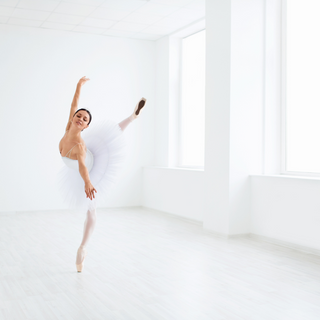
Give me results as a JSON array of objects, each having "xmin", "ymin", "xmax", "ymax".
[
  {"xmin": 281, "ymin": 0, "xmax": 320, "ymax": 177},
  {"xmin": 177, "ymin": 28, "xmax": 206, "ymax": 169}
]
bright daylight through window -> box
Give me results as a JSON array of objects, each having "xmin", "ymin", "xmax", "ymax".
[
  {"xmin": 180, "ymin": 29, "xmax": 206, "ymax": 168},
  {"xmin": 286, "ymin": 0, "xmax": 320, "ymax": 174}
]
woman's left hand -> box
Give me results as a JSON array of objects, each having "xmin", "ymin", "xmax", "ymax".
[
  {"xmin": 77, "ymin": 76, "xmax": 90, "ymax": 87},
  {"xmin": 85, "ymin": 181, "xmax": 97, "ymax": 200}
]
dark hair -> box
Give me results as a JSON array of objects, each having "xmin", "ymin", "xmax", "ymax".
[{"xmin": 73, "ymin": 108, "xmax": 92, "ymax": 125}]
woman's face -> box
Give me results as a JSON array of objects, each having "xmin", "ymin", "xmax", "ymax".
[{"xmin": 73, "ymin": 111, "xmax": 90, "ymax": 131}]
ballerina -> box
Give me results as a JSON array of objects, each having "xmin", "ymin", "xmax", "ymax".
[{"xmin": 58, "ymin": 76, "xmax": 146, "ymax": 272}]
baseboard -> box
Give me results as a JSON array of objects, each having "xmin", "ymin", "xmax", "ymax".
[
  {"xmin": 140, "ymin": 206, "xmax": 203, "ymax": 226},
  {"xmin": 201, "ymin": 228, "xmax": 230, "ymax": 239},
  {"xmin": 201, "ymin": 229, "xmax": 252, "ymax": 240},
  {"xmin": 248, "ymin": 233, "xmax": 320, "ymax": 256},
  {"xmin": 0, "ymin": 211, "xmax": 16, "ymax": 215}
]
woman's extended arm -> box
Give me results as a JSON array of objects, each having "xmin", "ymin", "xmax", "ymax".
[
  {"xmin": 65, "ymin": 76, "xmax": 90, "ymax": 131},
  {"xmin": 77, "ymin": 144, "xmax": 97, "ymax": 200}
]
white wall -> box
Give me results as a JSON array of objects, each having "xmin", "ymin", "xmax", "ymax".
[
  {"xmin": 143, "ymin": 0, "xmax": 265, "ymax": 232},
  {"xmin": 0, "ymin": 24, "xmax": 155, "ymax": 212},
  {"xmin": 203, "ymin": 0, "xmax": 232, "ymax": 234},
  {"xmin": 154, "ymin": 36, "xmax": 170, "ymax": 167},
  {"xmin": 142, "ymin": 25, "xmax": 206, "ymax": 223},
  {"xmin": 142, "ymin": 167, "xmax": 204, "ymax": 222},
  {"xmin": 203, "ymin": 0, "xmax": 264, "ymax": 235},
  {"xmin": 228, "ymin": 0, "xmax": 265, "ymax": 233},
  {"xmin": 251, "ymin": 176, "xmax": 320, "ymax": 251},
  {"xmin": 142, "ymin": 0, "xmax": 320, "ymax": 255},
  {"xmin": 264, "ymin": 0, "xmax": 282, "ymax": 175},
  {"xmin": 249, "ymin": 0, "xmax": 320, "ymax": 253}
]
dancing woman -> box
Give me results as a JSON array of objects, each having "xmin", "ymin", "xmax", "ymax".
[{"xmin": 58, "ymin": 76, "xmax": 146, "ymax": 272}]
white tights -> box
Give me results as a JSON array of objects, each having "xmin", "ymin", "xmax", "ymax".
[
  {"xmin": 79, "ymin": 200, "xmax": 97, "ymax": 246},
  {"xmin": 118, "ymin": 114, "xmax": 134, "ymax": 131},
  {"xmin": 77, "ymin": 114, "xmax": 134, "ymax": 255}
]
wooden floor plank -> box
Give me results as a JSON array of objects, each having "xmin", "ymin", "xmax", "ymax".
[{"xmin": 0, "ymin": 207, "xmax": 320, "ymax": 320}]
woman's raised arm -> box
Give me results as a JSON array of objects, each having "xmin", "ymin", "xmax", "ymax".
[{"xmin": 65, "ymin": 76, "xmax": 90, "ymax": 131}]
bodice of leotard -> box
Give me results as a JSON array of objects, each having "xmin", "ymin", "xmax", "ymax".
[
  {"xmin": 61, "ymin": 149, "xmax": 94, "ymax": 172},
  {"xmin": 61, "ymin": 131, "xmax": 94, "ymax": 172}
]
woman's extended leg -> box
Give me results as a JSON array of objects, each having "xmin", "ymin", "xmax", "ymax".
[
  {"xmin": 118, "ymin": 114, "xmax": 135, "ymax": 131},
  {"xmin": 118, "ymin": 98, "xmax": 147, "ymax": 131}
]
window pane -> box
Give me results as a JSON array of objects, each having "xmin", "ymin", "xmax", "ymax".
[
  {"xmin": 180, "ymin": 30, "xmax": 206, "ymax": 167},
  {"xmin": 286, "ymin": 0, "xmax": 320, "ymax": 173}
]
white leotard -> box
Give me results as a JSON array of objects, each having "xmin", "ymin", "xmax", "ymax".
[{"xmin": 61, "ymin": 149, "xmax": 94, "ymax": 172}]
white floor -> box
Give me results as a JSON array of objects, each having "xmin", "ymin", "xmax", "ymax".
[{"xmin": 1, "ymin": 207, "xmax": 320, "ymax": 320}]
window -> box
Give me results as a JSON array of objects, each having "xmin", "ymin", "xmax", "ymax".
[
  {"xmin": 285, "ymin": 0, "xmax": 320, "ymax": 174},
  {"xmin": 179, "ymin": 29, "xmax": 206, "ymax": 168}
]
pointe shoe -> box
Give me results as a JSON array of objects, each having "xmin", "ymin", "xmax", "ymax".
[
  {"xmin": 76, "ymin": 246, "xmax": 87, "ymax": 272},
  {"xmin": 132, "ymin": 97, "xmax": 147, "ymax": 119}
]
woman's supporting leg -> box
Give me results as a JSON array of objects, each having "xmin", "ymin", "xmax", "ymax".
[
  {"xmin": 75, "ymin": 200, "xmax": 97, "ymax": 269},
  {"xmin": 79, "ymin": 200, "xmax": 97, "ymax": 249},
  {"xmin": 76, "ymin": 199, "xmax": 97, "ymax": 258},
  {"xmin": 76, "ymin": 200, "xmax": 96, "ymax": 266},
  {"xmin": 118, "ymin": 114, "xmax": 135, "ymax": 131}
]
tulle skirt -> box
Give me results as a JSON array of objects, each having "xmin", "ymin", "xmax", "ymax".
[{"xmin": 57, "ymin": 119, "xmax": 127, "ymax": 211}]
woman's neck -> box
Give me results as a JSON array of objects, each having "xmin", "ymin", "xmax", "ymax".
[{"xmin": 68, "ymin": 126, "xmax": 82, "ymax": 140}]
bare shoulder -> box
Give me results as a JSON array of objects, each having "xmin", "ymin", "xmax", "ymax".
[
  {"xmin": 75, "ymin": 142, "xmax": 86, "ymax": 152},
  {"xmin": 74, "ymin": 142, "xmax": 87, "ymax": 159}
]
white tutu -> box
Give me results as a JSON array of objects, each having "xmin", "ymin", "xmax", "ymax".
[{"xmin": 57, "ymin": 119, "xmax": 127, "ymax": 211}]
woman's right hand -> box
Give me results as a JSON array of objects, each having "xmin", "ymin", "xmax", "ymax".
[
  {"xmin": 77, "ymin": 76, "xmax": 90, "ymax": 87},
  {"xmin": 85, "ymin": 181, "xmax": 97, "ymax": 200}
]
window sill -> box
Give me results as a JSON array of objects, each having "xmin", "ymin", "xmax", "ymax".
[
  {"xmin": 143, "ymin": 166, "xmax": 204, "ymax": 172},
  {"xmin": 251, "ymin": 174, "xmax": 320, "ymax": 181}
]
